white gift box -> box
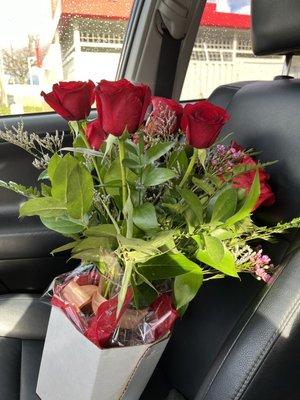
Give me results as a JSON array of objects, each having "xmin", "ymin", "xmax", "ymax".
[{"xmin": 36, "ymin": 307, "xmax": 169, "ymax": 400}]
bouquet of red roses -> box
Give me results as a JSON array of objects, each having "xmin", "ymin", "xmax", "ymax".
[{"xmin": 0, "ymin": 79, "xmax": 298, "ymax": 400}]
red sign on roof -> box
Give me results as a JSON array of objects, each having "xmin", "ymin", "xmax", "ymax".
[
  {"xmin": 201, "ymin": 3, "xmax": 251, "ymax": 30},
  {"xmin": 57, "ymin": 0, "xmax": 251, "ymax": 30}
]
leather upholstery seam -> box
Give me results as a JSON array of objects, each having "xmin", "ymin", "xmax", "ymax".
[
  {"xmin": 19, "ymin": 339, "xmax": 23, "ymax": 397},
  {"xmin": 233, "ymin": 296, "xmax": 300, "ymax": 400}
]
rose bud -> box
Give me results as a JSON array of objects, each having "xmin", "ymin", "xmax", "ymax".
[
  {"xmin": 95, "ymin": 79, "xmax": 151, "ymax": 136},
  {"xmin": 150, "ymin": 96, "xmax": 183, "ymax": 134},
  {"xmin": 181, "ymin": 101, "xmax": 229, "ymax": 149},
  {"xmin": 41, "ymin": 80, "xmax": 95, "ymax": 121},
  {"xmin": 86, "ymin": 119, "xmax": 107, "ymax": 150}
]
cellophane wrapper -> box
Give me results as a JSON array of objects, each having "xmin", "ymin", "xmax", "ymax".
[{"xmin": 42, "ymin": 264, "xmax": 179, "ymax": 349}]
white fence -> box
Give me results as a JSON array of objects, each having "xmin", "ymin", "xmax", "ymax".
[{"xmin": 181, "ymin": 57, "xmax": 284, "ymax": 100}]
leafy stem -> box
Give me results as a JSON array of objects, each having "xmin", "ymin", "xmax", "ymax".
[
  {"xmin": 75, "ymin": 121, "xmax": 104, "ymax": 187},
  {"xmin": 179, "ymin": 147, "xmax": 198, "ymax": 188},
  {"xmin": 118, "ymin": 136, "xmax": 128, "ymax": 209},
  {"xmin": 138, "ymin": 131, "xmax": 145, "ymax": 205}
]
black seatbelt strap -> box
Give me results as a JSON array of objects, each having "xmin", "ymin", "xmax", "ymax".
[{"xmin": 154, "ymin": 29, "xmax": 182, "ymax": 98}]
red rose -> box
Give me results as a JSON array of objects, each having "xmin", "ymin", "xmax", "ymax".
[
  {"xmin": 181, "ymin": 101, "xmax": 229, "ymax": 148},
  {"xmin": 41, "ymin": 81, "xmax": 95, "ymax": 121},
  {"xmin": 95, "ymin": 79, "xmax": 151, "ymax": 136},
  {"xmin": 233, "ymin": 154, "xmax": 275, "ymax": 210},
  {"xmin": 86, "ymin": 120, "xmax": 107, "ymax": 150}
]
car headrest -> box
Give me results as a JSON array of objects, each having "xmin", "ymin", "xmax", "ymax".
[{"xmin": 252, "ymin": 0, "xmax": 300, "ymax": 56}]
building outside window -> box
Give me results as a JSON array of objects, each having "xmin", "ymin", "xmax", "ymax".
[{"xmin": 2, "ymin": 0, "xmax": 300, "ymax": 115}]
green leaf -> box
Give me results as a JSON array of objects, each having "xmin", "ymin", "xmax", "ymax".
[
  {"xmin": 146, "ymin": 142, "xmax": 174, "ymax": 164},
  {"xmin": 47, "ymin": 154, "xmax": 61, "ymax": 183},
  {"xmin": 225, "ymin": 171, "xmax": 260, "ymax": 226},
  {"xmin": 85, "ymin": 224, "xmax": 117, "ymax": 237},
  {"xmin": 125, "ymin": 140, "xmax": 139, "ymax": 155},
  {"xmin": 38, "ymin": 170, "xmax": 49, "ymax": 181},
  {"xmin": 177, "ymin": 187, "xmax": 203, "ymax": 225},
  {"xmin": 117, "ymin": 260, "xmax": 133, "ymax": 316},
  {"xmin": 197, "ymin": 149, "xmax": 206, "ymax": 169},
  {"xmin": 162, "ymin": 202, "xmax": 186, "ymax": 214},
  {"xmin": 122, "ymin": 158, "xmax": 141, "ymax": 169},
  {"xmin": 196, "ymin": 246, "xmax": 238, "ymax": 277},
  {"xmin": 133, "ymin": 202, "xmax": 159, "ymax": 233},
  {"xmin": 168, "ymin": 149, "xmax": 189, "ymax": 172},
  {"xmin": 66, "ymin": 163, "xmax": 94, "ymax": 219},
  {"xmin": 70, "ymin": 249, "xmax": 103, "ymax": 262},
  {"xmin": 103, "ymin": 134, "xmax": 117, "ymax": 160},
  {"xmin": 148, "ymin": 230, "xmax": 176, "ymax": 251},
  {"xmin": 0, "ymin": 180, "xmax": 40, "ymax": 198},
  {"xmin": 117, "ymin": 235, "xmax": 152, "ymax": 251},
  {"xmin": 20, "ymin": 197, "xmax": 66, "ymax": 218},
  {"xmin": 104, "ymin": 159, "xmax": 137, "ymax": 199},
  {"xmin": 51, "ymin": 154, "xmax": 93, "ymax": 219},
  {"xmin": 211, "ymin": 228, "xmax": 235, "ymax": 240},
  {"xmin": 51, "ymin": 154, "xmax": 77, "ymax": 201},
  {"xmin": 131, "ymin": 281, "xmax": 157, "ymax": 309},
  {"xmin": 203, "ymin": 234, "xmax": 224, "ymax": 263},
  {"xmin": 205, "ymin": 173, "xmax": 222, "ymax": 188},
  {"xmin": 174, "ymin": 268, "xmax": 203, "ymax": 309},
  {"xmin": 123, "ymin": 189, "xmax": 133, "ymax": 238},
  {"xmin": 51, "ymin": 241, "xmax": 79, "ymax": 255},
  {"xmin": 192, "ymin": 177, "xmax": 214, "ymax": 195},
  {"xmin": 72, "ymin": 237, "xmax": 115, "ymax": 253},
  {"xmin": 41, "ymin": 216, "xmax": 85, "ymax": 235},
  {"xmin": 143, "ymin": 167, "xmax": 176, "ymax": 187},
  {"xmin": 138, "ymin": 253, "xmax": 200, "ymax": 280},
  {"xmin": 41, "ymin": 183, "xmax": 52, "ymax": 197},
  {"xmin": 211, "ymin": 188, "xmax": 238, "ymax": 222}
]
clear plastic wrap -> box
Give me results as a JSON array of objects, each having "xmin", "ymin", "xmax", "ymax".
[{"xmin": 42, "ymin": 264, "xmax": 179, "ymax": 349}]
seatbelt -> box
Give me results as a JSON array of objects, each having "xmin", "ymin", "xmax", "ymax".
[{"xmin": 154, "ymin": 29, "xmax": 183, "ymax": 98}]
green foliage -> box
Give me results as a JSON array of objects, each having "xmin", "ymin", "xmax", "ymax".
[
  {"xmin": 137, "ymin": 252, "xmax": 203, "ymax": 309},
  {"xmin": 20, "ymin": 197, "xmax": 67, "ymax": 218},
  {"xmin": 210, "ymin": 188, "xmax": 238, "ymax": 222},
  {"xmin": 133, "ymin": 202, "xmax": 159, "ymax": 233},
  {"xmin": 41, "ymin": 216, "xmax": 85, "ymax": 235},
  {"xmin": 1, "ymin": 120, "xmax": 295, "ymax": 316},
  {"xmin": 146, "ymin": 142, "xmax": 174, "ymax": 163},
  {"xmin": 177, "ymin": 187, "xmax": 203, "ymax": 226},
  {"xmin": 174, "ymin": 269, "xmax": 203, "ymax": 309},
  {"xmin": 225, "ymin": 171, "xmax": 260, "ymax": 226},
  {"xmin": 203, "ymin": 234, "xmax": 224, "ymax": 263},
  {"xmin": 51, "ymin": 154, "xmax": 94, "ymax": 220},
  {"xmin": 143, "ymin": 167, "xmax": 176, "ymax": 187},
  {"xmin": 0, "ymin": 180, "xmax": 40, "ymax": 198},
  {"xmin": 196, "ymin": 245, "xmax": 238, "ymax": 277}
]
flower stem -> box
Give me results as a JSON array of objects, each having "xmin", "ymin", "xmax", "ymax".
[
  {"xmin": 119, "ymin": 137, "xmax": 127, "ymax": 208},
  {"xmin": 72, "ymin": 122, "xmax": 119, "ymax": 229},
  {"xmin": 138, "ymin": 131, "xmax": 144, "ymax": 206},
  {"xmin": 73, "ymin": 121, "xmax": 104, "ymax": 186},
  {"xmin": 179, "ymin": 148, "xmax": 198, "ymax": 188}
]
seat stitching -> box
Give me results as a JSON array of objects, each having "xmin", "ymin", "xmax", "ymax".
[
  {"xmin": 19, "ymin": 339, "xmax": 23, "ymax": 399},
  {"xmin": 232, "ymin": 296, "xmax": 300, "ymax": 400}
]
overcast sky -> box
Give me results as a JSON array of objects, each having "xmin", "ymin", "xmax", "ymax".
[
  {"xmin": 0, "ymin": 0, "xmax": 52, "ymax": 48},
  {"xmin": 209, "ymin": 0, "xmax": 251, "ymax": 14}
]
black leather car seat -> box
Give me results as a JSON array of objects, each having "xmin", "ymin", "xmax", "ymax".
[
  {"xmin": 0, "ymin": 1, "xmax": 299, "ymax": 399},
  {"xmin": 142, "ymin": 0, "xmax": 300, "ymax": 399}
]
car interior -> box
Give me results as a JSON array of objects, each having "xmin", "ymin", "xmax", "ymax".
[{"xmin": 0, "ymin": 0, "xmax": 299, "ymax": 399}]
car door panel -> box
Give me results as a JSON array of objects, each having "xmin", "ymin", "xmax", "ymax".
[{"xmin": 0, "ymin": 114, "xmax": 72, "ymax": 293}]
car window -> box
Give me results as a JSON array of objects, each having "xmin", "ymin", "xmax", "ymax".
[
  {"xmin": 0, "ymin": 0, "xmax": 134, "ymax": 116},
  {"xmin": 181, "ymin": 0, "xmax": 284, "ymax": 100}
]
